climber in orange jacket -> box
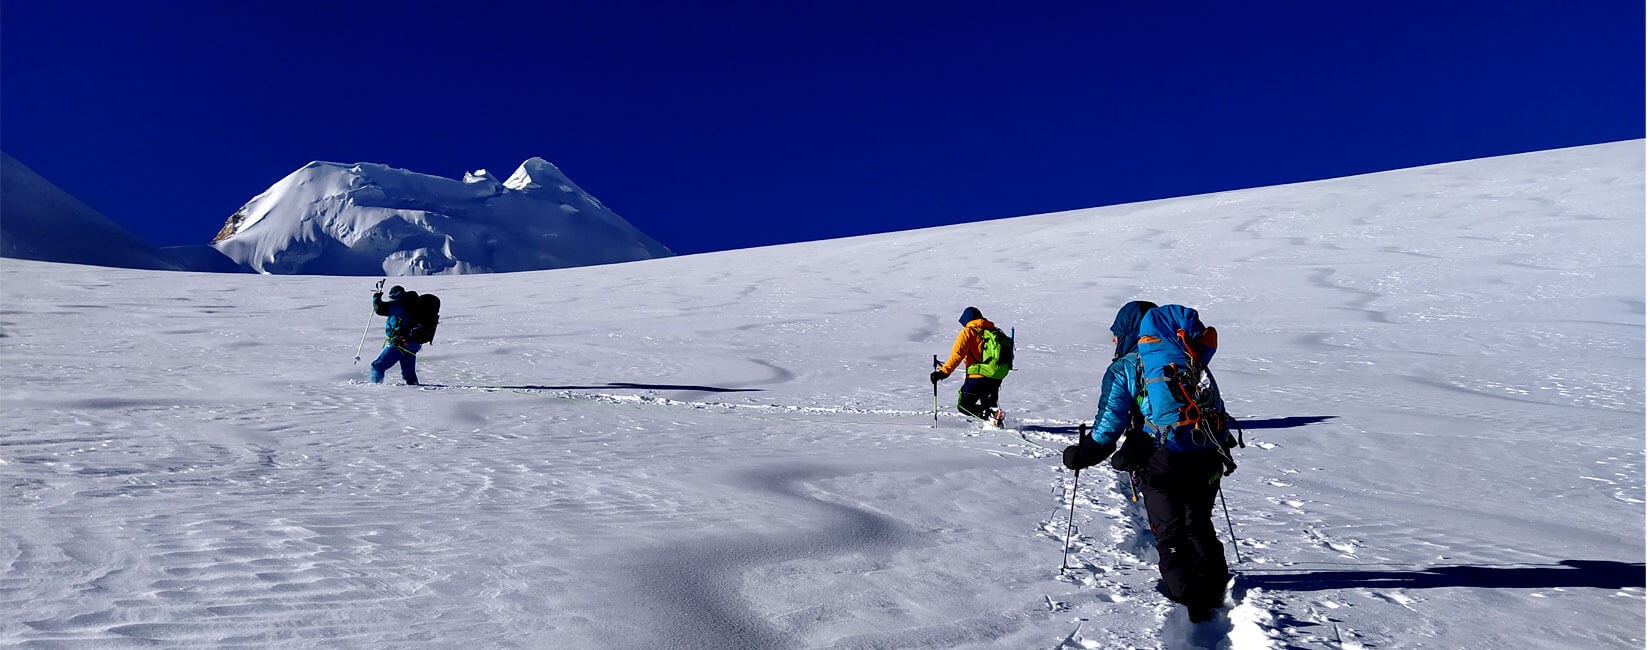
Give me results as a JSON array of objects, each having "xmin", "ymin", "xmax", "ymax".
[{"xmin": 931, "ymin": 306, "xmax": 1012, "ymax": 427}]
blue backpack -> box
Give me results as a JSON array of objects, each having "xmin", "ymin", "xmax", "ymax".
[{"xmin": 1136, "ymin": 305, "xmax": 1235, "ymax": 461}]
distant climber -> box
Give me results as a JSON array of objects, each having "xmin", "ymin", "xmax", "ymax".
[
  {"xmin": 369, "ymin": 285, "xmax": 422, "ymax": 385},
  {"xmin": 930, "ymin": 306, "xmax": 1014, "ymax": 427}
]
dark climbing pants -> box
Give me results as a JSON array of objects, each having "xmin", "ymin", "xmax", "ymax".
[
  {"xmin": 370, "ymin": 341, "xmax": 421, "ymax": 385},
  {"xmin": 1140, "ymin": 447, "xmax": 1230, "ymax": 610},
  {"xmin": 956, "ymin": 376, "xmax": 1001, "ymax": 420}
]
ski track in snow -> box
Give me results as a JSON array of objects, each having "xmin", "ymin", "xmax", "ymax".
[{"xmin": 2, "ymin": 142, "xmax": 1645, "ymax": 648}]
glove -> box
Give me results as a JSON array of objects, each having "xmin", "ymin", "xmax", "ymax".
[
  {"xmin": 1062, "ymin": 436, "xmax": 1116, "ymax": 471},
  {"xmin": 1110, "ymin": 432, "xmax": 1154, "ymax": 472},
  {"xmin": 929, "ymin": 370, "xmax": 947, "ymax": 384}
]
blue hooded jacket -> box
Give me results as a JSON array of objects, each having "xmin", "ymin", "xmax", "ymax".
[
  {"xmin": 1089, "ymin": 300, "xmax": 1156, "ymax": 446},
  {"xmin": 374, "ymin": 288, "xmax": 414, "ymax": 343}
]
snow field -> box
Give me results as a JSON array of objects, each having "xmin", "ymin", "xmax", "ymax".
[{"xmin": 2, "ymin": 141, "xmax": 1643, "ymax": 648}]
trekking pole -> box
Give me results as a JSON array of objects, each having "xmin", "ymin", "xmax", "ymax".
[
  {"xmin": 931, "ymin": 354, "xmax": 940, "ymax": 428},
  {"xmin": 353, "ymin": 278, "xmax": 385, "ymax": 365},
  {"xmin": 1059, "ymin": 423, "xmax": 1088, "ymax": 574},
  {"xmin": 352, "ymin": 315, "xmax": 374, "ymax": 365},
  {"xmin": 1060, "ymin": 467, "xmax": 1080, "ymax": 574},
  {"xmin": 1218, "ymin": 484, "xmax": 1243, "ymax": 565}
]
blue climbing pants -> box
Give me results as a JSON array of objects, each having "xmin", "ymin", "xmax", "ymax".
[{"xmin": 370, "ymin": 341, "xmax": 421, "ymax": 385}]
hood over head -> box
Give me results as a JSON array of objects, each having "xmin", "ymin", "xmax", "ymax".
[{"xmin": 1109, "ymin": 300, "xmax": 1158, "ymax": 359}]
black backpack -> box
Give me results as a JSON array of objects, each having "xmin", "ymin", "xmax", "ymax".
[{"xmin": 406, "ymin": 293, "xmax": 441, "ymax": 344}]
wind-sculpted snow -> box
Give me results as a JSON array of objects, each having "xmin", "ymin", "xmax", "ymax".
[{"xmin": 1, "ymin": 142, "xmax": 1643, "ymax": 648}]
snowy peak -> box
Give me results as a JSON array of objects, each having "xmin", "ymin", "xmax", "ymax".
[
  {"xmin": 463, "ymin": 169, "xmax": 499, "ymax": 185},
  {"xmin": 502, "ymin": 157, "xmax": 566, "ymax": 192},
  {"xmin": 500, "ymin": 157, "xmax": 616, "ymax": 215},
  {"xmin": 209, "ymin": 158, "xmax": 672, "ymax": 276}
]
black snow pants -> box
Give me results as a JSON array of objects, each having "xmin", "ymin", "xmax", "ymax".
[
  {"xmin": 956, "ymin": 376, "xmax": 1001, "ymax": 420},
  {"xmin": 1140, "ymin": 446, "xmax": 1230, "ymax": 611}
]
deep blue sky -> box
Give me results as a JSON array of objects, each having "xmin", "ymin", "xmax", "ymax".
[{"xmin": 3, "ymin": 2, "xmax": 1642, "ymax": 256}]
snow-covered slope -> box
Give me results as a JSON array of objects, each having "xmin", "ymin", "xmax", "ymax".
[
  {"xmin": 210, "ymin": 159, "xmax": 672, "ymax": 276},
  {"xmin": 1, "ymin": 141, "xmax": 1642, "ymax": 649},
  {"xmin": 0, "ymin": 152, "xmax": 181, "ymax": 271}
]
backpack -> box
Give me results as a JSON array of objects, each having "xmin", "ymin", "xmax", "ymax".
[
  {"xmin": 406, "ymin": 293, "xmax": 441, "ymax": 344},
  {"xmin": 969, "ymin": 326, "xmax": 1014, "ymax": 379},
  {"xmin": 1135, "ymin": 305, "xmax": 1233, "ymax": 462}
]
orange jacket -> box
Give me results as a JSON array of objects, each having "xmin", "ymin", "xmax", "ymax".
[{"xmin": 939, "ymin": 318, "xmax": 996, "ymax": 378}]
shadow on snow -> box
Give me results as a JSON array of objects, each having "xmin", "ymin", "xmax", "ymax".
[
  {"xmin": 427, "ymin": 382, "xmax": 764, "ymax": 393},
  {"xmin": 1019, "ymin": 424, "xmax": 1085, "ymax": 435},
  {"xmin": 1234, "ymin": 415, "xmax": 1336, "ymax": 429},
  {"xmin": 1020, "ymin": 415, "xmax": 1337, "ymax": 436},
  {"xmin": 1240, "ymin": 560, "xmax": 1645, "ymax": 592}
]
